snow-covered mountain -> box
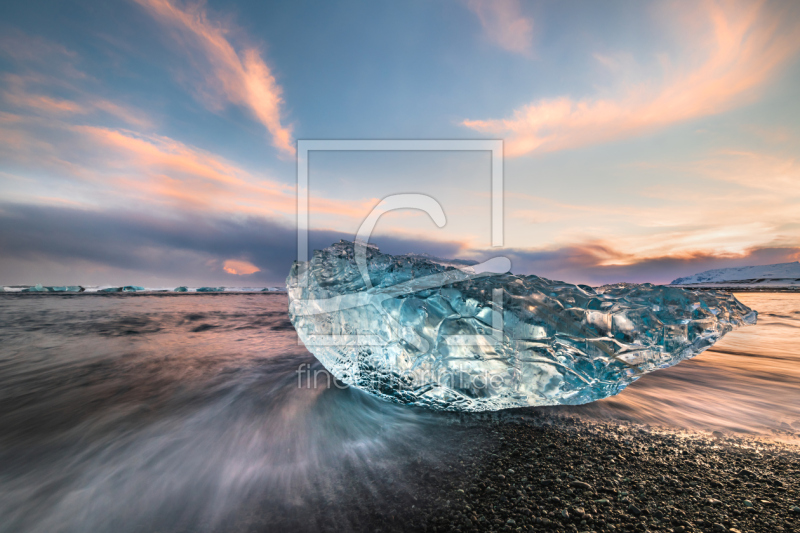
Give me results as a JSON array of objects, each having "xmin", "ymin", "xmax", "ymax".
[{"xmin": 671, "ymin": 261, "xmax": 800, "ymax": 288}]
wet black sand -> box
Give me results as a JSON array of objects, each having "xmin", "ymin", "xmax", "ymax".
[
  {"xmin": 229, "ymin": 412, "xmax": 800, "ymax": 533},
  {"xmin": 407, "ymin": 413, "xmax": 800, "ymax": 533}
]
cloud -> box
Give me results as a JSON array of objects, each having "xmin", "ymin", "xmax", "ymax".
[
  {"xmin": 132, "ymin": 0, "xmax": 294, "ymax": 156},
  {"xmin": 222, "ymin": 259, "xmax": 260, "ymax": 275},
  {"xmin": 495, "ymin": 141, "xmax": 800, "ymax": 281},
  {"xmin": 2, "ymin": 201, "xmax": 798, "ymax": 287},
  {"xmin": 0, "ymin": 113, "xmax": 376, "ymax": 222},
  {"xmin": 620, "ymin": 149, "xmax": 800, "ymax": 255},
  {"xmin": 465, "ymin": 0, "xmax": 533, "ymax": 55},
  {"xmin": 1, "ymin": 73, "xmax": 152, "ymax": 128},
  {"xmin": 505, "ymin": 174, "xmax": 800, "ymax": 266},
  {"xmin": 463, "ymin": 1, "xmax": 800, "ymax": 156},
  {"xmin": 686, "ymin": 149, "xmax": 800, "ymax": 195},
  {"xmin": 90, "ymin": 100, "xmax": 153, "ymax": 129},
  {"xmin": 76, "ymin": 125, "xmax": 297, "ymax": 214},
  {"xmin": 0, "ymin": 29, "xmax": 78, "ymax": 66},
  {"xmin": 0, "ymin": 31, "xmax": 152, "ymax": 128},
  {"xmin": 473, "ymin": 242, "xmax": 800, "ymax": 286},
  {"xmin": 0, "ymin": 203, "xmax": 465, "ymax": 286}
]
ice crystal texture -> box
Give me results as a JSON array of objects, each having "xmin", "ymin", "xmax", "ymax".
[{"xmin": 287, "ymin": 241, "xmax": 757, "ymax": 411}]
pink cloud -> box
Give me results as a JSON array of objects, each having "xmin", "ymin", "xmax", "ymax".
[
  {"xmin": 91, "ymin": 100, "xmax": 152, "ymax": 129},
  {"xmin": 133, "ymin": 0, "xmax": 294, "ymax": 156},
  {"xmin": 463, "ymin": 1, "xmax": 800, "ymax": 156},
  {"xmin": 74, "ymin": 125, "xmax": 298, "ymax": 214},
  {"xmin": 2, "ymin": 73, "xmax": 152, "ymax": 128},
  {"xmin": 466, "ymin": 0, "xmax": 533, "ymax": 55},
  {"xmin": 500, "ymin": 141, "xmax": 800, "ymax": 263},
  {"xmin": 222, "ymin": 259, "xmax": 260, "ymax": 275},
  {"xmin": 4, "ymin": 92, "xmax": 85, "ymax": 115},
  {"xmin": 0, "ymin": 113, "xmax": 376, "ymax": 222},
  {"xmin": 480, "ymin": 241, "xmax": 800, "ymax": 285}
]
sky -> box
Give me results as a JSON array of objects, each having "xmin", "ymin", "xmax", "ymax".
[{"xmin": 1, "ymin": 0, "xmax": 800, "ymax": 287}]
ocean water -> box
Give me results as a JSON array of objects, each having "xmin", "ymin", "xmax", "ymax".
[
  {"xmin": 564, "ymin": 292, "xmax": 800, "ymax": 440},
  {"xmin": 0, "ymin": 293, "xmax": 477, "ymax": 533},
  {"xmin": 0, "ymin": 291, "xmax": 797, "ymax": 532}
]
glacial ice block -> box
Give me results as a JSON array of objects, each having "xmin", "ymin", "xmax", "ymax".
[
  {"xmin": 287, "ymin": 241, "xmax": 757, "ymax": 412},
  {"xmin": 122, "ymin": 286, "xmax": 145, "ymax": 292},
  {"xmin": 197, "ymin": 287, "xmax": 224, "ymax": 293},
  {"xmin": 100, "ymin": 287, "xmax": 122, "ymax": 293},
  {"xmin": 21, "ymin": 284, "xmax": 46, "ymax": 292}
]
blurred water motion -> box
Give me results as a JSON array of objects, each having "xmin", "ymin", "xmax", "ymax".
[
  {"xmin": 0, "ymin": 292, "xmax": 797, "ymax": 532},
  {"xmin": 0, "ymin": 294, "xmax": 477, "ymax": 533},
  {"xmin": 561, "ymin": 293, "xmax": 800, "ymax": 441}
]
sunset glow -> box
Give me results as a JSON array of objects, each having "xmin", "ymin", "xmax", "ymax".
[{"xmin": 1, "ymin": 0, "xmax": 799, "ymax": 286}]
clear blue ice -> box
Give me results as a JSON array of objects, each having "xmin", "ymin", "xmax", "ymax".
[{"xmin": 288, "ymin": 241, "xmax": 757, "ymax": 411}]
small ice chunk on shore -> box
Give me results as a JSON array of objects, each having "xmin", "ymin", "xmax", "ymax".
[
  {"xmin": 196, "ymin": 287, "xmax": 225, "ymax": 292},
  {"xmin": 45, "ymin": 286, "xmax": 84, "ymax": 292},
  {"xmin": 21, "ymin": 284, "xmax": 46, "ymax": 292}
]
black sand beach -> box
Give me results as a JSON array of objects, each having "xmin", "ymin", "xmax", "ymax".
[
  {"xmin": 247, "ymin": 412, "xmax": 800, "ymax": 533},
  {"xmin": 412, "ymin": 414, "xmax": 800, "ymax": 533}
]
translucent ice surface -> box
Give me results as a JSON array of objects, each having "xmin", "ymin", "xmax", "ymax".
[
  {"xmin": 196, "ymin": 287, "xmax": 225, "ymax": 293},
  {"xmin": 287, "ymin": 241, "xmax": 757, "ymax": 412}
]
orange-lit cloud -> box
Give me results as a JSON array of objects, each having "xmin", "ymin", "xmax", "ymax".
[
  {"xmin": 479, "ymin": 239, "xmax": 800, "ymax": 285},
  {"xmin": 0, "ymin": 113, "xmax": 376, "ymax": 223},
  {"xmin": 82, "ymin": 126, "xmax": 380, "ymax": 219},
  {"xmin": 466, "ymin": 0, "xmax": 534, "ymax": 55},
  {"xmin": 2, "ymin": 73, "xmax": 152, "ymax": 128},
  {"xmin": 508, "ymin": 197, "xmax": 796, "ymax": 266},
  {"xmin": 91, "ymin": 100, "xmax": 152, "ymax": 129},
  {"xmin": 686, "ymin": 149, "xmax": 800, "ymax": 194},
  {"xmin": 501, "ymin": 142, "xmax": 800, "ymax": 264},
  {"xmin": 133, "ymin": 0, "xmax": 294, "ymax": 156},
  {"xmin": 5, "ymin": 92, "xmax": 83, "ymax": 115},
  {"xmin": 463, "ymin": 1, "xmax": 800, "ymax": 156},
  {"xmin": 222, "ymin": 259, "xmax": 260, "ymax": 275},
  {"xmin": 73, "ymin": 125, "xmax": 304, "ymax": 215},
  {"xmin": 2, "ymin": 73, "xmax": 84, "ymax": 115}
]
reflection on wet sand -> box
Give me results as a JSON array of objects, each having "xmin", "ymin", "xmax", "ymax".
[{"xmin": 560, "ymin": 293, "xmax": 800, "ymax": 441}]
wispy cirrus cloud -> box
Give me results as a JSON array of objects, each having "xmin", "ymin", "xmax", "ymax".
[
  {"xmin": 79, "ymin": 124, "xmax": 383, "ymax": 219},
  {"xmin": 465, "ymin": 0, "xmax": 534, "ymax": 55},
  {"xmin": 1, "ymin": 73, "xmax": 152, "ymax": 128},
  {"xmin": 502, "ymin": 141, "xmax": 800, "ymax": 264},
  {"xmin": 132, "ymin": 0, "xmax": 294, "ymax": 156},
  {"xmin": 0, "ymin": 30, "xmax": 80, "ymax": 72},
  {"xmin": 686, "ymin": 149, "xmax": 800, "ymax": 195},
  {"xmin": 0, "ymin": 32, "xmax": 153, "ymax": 129},
  {"xmin": 0, "ymin": 111, "xmax": 376, "ymax": 222},
  {"xmin": 463, "ymin": 1, "xmax": 800, "ymax": 156}
]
